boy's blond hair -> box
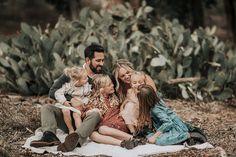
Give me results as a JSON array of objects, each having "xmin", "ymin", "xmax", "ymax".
[
  {"xmin": 64, "ymin": 66, "xmax": 87, "ymax": 82},
  {"xmin": 130, "ymin": 71, "xmax": 146, "ymax": 82}
]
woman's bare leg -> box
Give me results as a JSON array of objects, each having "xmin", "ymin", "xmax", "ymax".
[
  {"xmin": 90, "ymin": 131, "xmax": 122, "ymax": 146},
  {"xmin": 98, "ymin": 126, "xmax": 132, "ymax": 140}
]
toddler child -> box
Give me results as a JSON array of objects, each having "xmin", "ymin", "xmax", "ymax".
[
  {"xmin": 120, "ymin": 71, "xmax": 146, "ymax": 134},
  {"xmin": 55, "ymin": 66, "xmax": 91, "ymax": 134}
]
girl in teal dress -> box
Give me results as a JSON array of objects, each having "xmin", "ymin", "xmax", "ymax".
[{"xmin": 136, "ymin": 85, "xmax": 207, "ymax": 145}]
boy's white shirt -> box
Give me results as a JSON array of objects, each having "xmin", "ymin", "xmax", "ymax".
[{"xmin": 54, "ymin": 81, "xmax": 92, "ymax": 105}]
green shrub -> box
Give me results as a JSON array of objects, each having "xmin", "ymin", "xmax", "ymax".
[
  {"xmin": 0, "ymin": 1, "xmax": 235, "ymax": 100},
  {"xmin": 0, "ymin": 18, "xmax": 83, "ymax": 94}
]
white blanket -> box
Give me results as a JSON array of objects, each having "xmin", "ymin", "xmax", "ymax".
[{"xmin": 23, "ymin": 129, "xmax": 214, "ymax": 157}]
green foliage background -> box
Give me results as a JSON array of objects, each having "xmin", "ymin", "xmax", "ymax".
[{"xmin": 0, "ymin": 2, "xmax": 235, "ymax": 100}]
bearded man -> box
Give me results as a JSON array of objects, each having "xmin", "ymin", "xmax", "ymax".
[{"xmin": 30, "ymin": 44, "xmax": 112, "ymax": 152}]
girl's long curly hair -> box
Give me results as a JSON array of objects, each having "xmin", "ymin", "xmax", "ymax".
[
  {"xmin": 136, "ymin": 84, "xmax": 160, "ymax": 131},
  {"xmin": 87, "ymin": 74, "xmax": 119, "ymax": 113},
  {"xmin": 90, "ymin": 74, "xmax": 110, "ymax": 95}
]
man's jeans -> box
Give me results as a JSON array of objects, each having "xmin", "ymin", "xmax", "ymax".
[{"xmin": 40, "ymin": 104, "xmax": 101, "ymax": 145}]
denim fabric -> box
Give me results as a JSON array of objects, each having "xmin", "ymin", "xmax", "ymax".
[{"xmin": 147, "ymin": 99, "xmax": 189, "ymax": 145}]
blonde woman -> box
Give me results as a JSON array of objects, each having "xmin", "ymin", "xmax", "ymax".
[{"xmin": 112, "ymin": 59, "xmax": 156, "ymax": 104}]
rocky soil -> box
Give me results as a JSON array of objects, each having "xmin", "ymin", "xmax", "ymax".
[{"xmin": 0, "ymin": 93, "xmax": 236, "ymax": 157}]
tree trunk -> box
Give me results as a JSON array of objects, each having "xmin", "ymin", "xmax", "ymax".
[
  {"xmin": 191, "ymin": 0, "xmax": 204, "ymax": 30},
  {"xmin": 167, "ymin": 77, "xmax": 201, "ymax": 84},
  {"xmin": 224, "ymin": 0, "xmax": 236, "ymax": 45},
  {"xmin": 129, "ymin": 0, "xmax": 140, "ymax": 13},
  {"xmin": 69, "ymin": 0, "xmax": 80, "ymax": 20}
]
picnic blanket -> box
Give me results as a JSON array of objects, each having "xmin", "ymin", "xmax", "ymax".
[{"xmin": 23, "ymin": 129, "xmax": 214, "ymax": 157}]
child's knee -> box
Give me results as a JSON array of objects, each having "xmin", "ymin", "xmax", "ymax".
[
  {"xmin": 98, "ymin": 126, "xmax": 109, "ymax": 135},
  {"xmin": 62, "ymin": 109, "xmax": 70, "ymax": 116},
  {"xmin": 73, "ymin": 112, "xmax": 81, "ymax": 119},
  {"xmin": 90, "ymin": 131, "xmax": 99, "ymax": 140}
]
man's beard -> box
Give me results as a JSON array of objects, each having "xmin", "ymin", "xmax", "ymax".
[{"xmin": 89, "ymin": 63, "xmax": 103, "ymax": 74}]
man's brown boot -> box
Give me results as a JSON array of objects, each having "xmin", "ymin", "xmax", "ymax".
[{"xmin": 57, "ymin": 132, "xmax": 80, "ymax": 152}]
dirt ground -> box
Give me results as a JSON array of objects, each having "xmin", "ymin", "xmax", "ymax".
[{"xmin": 0, "ymin": 93, "xmax": 236, "ymax": 157}]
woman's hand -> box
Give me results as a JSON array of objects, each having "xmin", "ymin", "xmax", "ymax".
[{"xmin": 147, "ymin": 131, "xmax": 161, "ymax": 144}]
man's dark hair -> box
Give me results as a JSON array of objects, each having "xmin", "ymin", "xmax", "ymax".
[{"xmin": 84, "ymin": 43, "xmax": 105, "ymax": 59}]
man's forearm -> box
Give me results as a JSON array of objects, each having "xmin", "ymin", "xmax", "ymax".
[{"xmin": 49, "ymin": 74, "xmax": 70, "ymax": 99}]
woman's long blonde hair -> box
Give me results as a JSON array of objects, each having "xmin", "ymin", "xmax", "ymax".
[
  {"xmin": 136, "ymin": 84, "xmax": 160, "ymax": 131},
  {"xmin": 112, "ymin": 59, "xmax": 134, "ymax": 103},
  {"xmin": 64, "ymin": 66, "xmax": 87, "ymax": 82}
]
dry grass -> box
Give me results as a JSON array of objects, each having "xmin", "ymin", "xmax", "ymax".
[{"xmin": 0, "ymin": 94, "xmax": 236, "ymax": 157}]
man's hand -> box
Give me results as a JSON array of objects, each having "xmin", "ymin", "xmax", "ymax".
[{"xmin": 86, "ymin": 108, "xmax": 102, "ymax": 117}]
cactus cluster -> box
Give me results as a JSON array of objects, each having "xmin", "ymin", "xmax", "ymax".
[{"xmin": 0, "ymin": 1, "xmax": 235, "ymax": 100}]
